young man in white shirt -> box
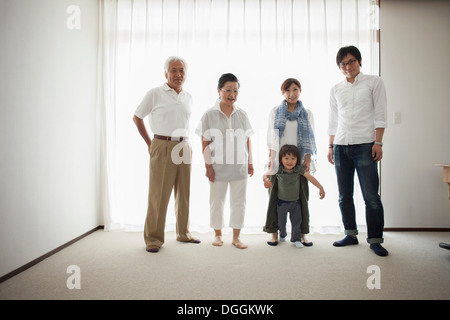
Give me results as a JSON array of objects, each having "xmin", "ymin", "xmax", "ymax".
[
  {"xmin": 327, "ymin": 46, "xmax": 388, "ymax": 256},
  {"xmin": 133, "ymin": 56, "xmax": 200, "ymax": 253}
]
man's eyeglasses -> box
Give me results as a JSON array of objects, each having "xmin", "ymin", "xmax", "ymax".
[{"xmin": 339, "ymin": 59, "xmax": 358, "ymax": 68}]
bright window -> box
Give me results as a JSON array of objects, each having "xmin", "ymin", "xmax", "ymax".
[{"xmin": 99, "ymin": 0, "xmax": 379, "ymax": 233}]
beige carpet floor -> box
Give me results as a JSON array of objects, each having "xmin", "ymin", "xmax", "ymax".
[{"xmin": 1, "ymin": 230, "xmax": 449, "ymax": 300}]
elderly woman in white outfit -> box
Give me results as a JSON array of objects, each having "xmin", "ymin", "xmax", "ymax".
[{"xmin": 196, "ymin": 73, "xmax": 254, "ymax": 249}]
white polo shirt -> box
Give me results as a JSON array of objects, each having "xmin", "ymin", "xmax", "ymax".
[
  {"xmin": 328, "ymin": 73, "xmax": 387, "ymax": 145},
  {"xmin": 135, "ymin": 83, "xmax": 192, "ymax": 137},
  {"xmin": 196, "ymin": 99, "xmax": 254, "ymax": 181}
]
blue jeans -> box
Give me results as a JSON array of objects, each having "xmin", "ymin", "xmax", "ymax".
[{"xmin": 334, "ymin": 143, "xmax": 384, "ymax": 243}]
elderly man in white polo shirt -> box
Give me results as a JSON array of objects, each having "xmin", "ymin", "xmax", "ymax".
[{"xmin": 133, "ymin": 56, "xmax": 200, "ymax": 253}]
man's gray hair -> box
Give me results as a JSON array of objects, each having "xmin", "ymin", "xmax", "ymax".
[{"xmin": 164, "ymin": 56, "xmax": 188, "ymax": 73}]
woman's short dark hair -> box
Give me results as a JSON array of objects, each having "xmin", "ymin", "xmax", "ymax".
[
  {"xmin": 280, "ymin": 78, "xmax": 301, "ymax": 92},
  {"xmin": 279, "ymin": 144, "xmax": 302, "ymax": 166},
  {"xmin": 218, "ymin": 73, "xmax": 240, "ymax": 89},
  {"xmin": 336, "ymin": 45, "xmax": 362, "ymax": 67}
]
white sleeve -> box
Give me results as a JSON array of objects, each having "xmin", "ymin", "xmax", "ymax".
[
  {"xmin": 266, "ymin": 106, "xmax": 279, "ymax": 152},
  {"xmin": 327, "ymin": 87, "xmax": 338, "ymax": 135},
  {"xmin": 195, "ymin": 112, "xmax": 212, "ymax": 140},
  {"xmin": 373, "ymin": 77, "xmax": 388, "ymax": 129},
  {"xmin": 134, "ymin": 89, "xmax": 155, "ymax": 119}
]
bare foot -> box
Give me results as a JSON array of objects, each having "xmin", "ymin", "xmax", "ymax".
[
  {"xmin": 232, "ymin": 239, "xmax": 248, "ymax": 249},
  {"xmin": 212, "ymin": 236, "xmax": 224, "ymax": 247}
]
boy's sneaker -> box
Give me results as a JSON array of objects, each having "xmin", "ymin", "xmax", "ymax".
[{"xmin": 294, "ymin": 241, "xmax": 304, "ymax": 248}]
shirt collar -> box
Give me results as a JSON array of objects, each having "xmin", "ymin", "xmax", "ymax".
[
  {"xmin": 354, "ymin": 72, "xmax": 364, "ymax": 82},
  {"xmin": 213, "ymin": 98, "xmax": 239, "ymax": 114},
  {"xmin": 345, "ymin": 72, "xmax": 364, "ymax": 86},
  {"xmin": 163, "ymin": 82, "xmax": 183, "ymax": 94}
]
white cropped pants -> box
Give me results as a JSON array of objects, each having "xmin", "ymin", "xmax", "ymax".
[{"xmin": 209, "ymin": 178, "xmax": 248, "ymax": 230}]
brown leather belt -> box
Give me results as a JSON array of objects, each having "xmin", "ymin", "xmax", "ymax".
[{"xmin": 154, "ymin": 134, "xmax": 188, "ymax": 142}]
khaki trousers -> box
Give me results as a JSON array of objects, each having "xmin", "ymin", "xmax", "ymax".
[{"xmin": 144, "ymin": 138, "xmax": 193, "ymax": 250}]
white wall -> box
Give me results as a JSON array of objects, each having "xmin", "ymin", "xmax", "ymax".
[
  {"xmin": 380, "ymin": 0, "xmax": 450, "ymax": 228},
  {"xmin": 0, "ymin": 0, "xmax": 99, "ymax": 277}
]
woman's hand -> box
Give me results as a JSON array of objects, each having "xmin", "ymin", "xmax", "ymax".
[
  {"xmin": 248, "ymin": 163, "xmax": 254, "ymax": 177},
  {"xmin": 205, "ymin": 164, "xmax": 215, "ymax": 182},
  {"xmin": 303, "ymin": 154, "xmax": 311, "ymax": 172},
  {"xmin": 263, "ymin": 175, "xmax": 272, "ymax": 188},
  {"xmin": 318, "ymin": 187, "xmax": 325, "ymax": 199}
]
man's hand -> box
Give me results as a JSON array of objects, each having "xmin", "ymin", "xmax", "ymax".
[
  {"xmin": 372, "ymin": 144, "xmax": 383, "ymax": 162},
  {"xmin": 327, "ymin": 147, "xmax": 334, "ymax": 165}
]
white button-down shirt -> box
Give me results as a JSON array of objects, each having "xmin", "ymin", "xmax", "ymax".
[
  {"xmin": 328, "ymin": 73, "xmax": 387, "ymax": 145},
  {"xmin": 135, "ymin": 83, "xmax": 192, "ymax": 137}
]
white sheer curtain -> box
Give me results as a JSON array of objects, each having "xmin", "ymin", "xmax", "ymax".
[{"xmin": 97, "ymin": 0, "xmax": 379, "ymax": 233}]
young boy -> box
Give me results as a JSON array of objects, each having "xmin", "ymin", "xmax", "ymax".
[{"xmin": 264, "ymin": 145, "xmax": 325, "ymax": 247}]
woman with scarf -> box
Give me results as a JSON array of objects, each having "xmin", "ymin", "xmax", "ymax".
[{"xmin": 263, "ymin": 78, "xmax": 317, "ymax": 246}]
